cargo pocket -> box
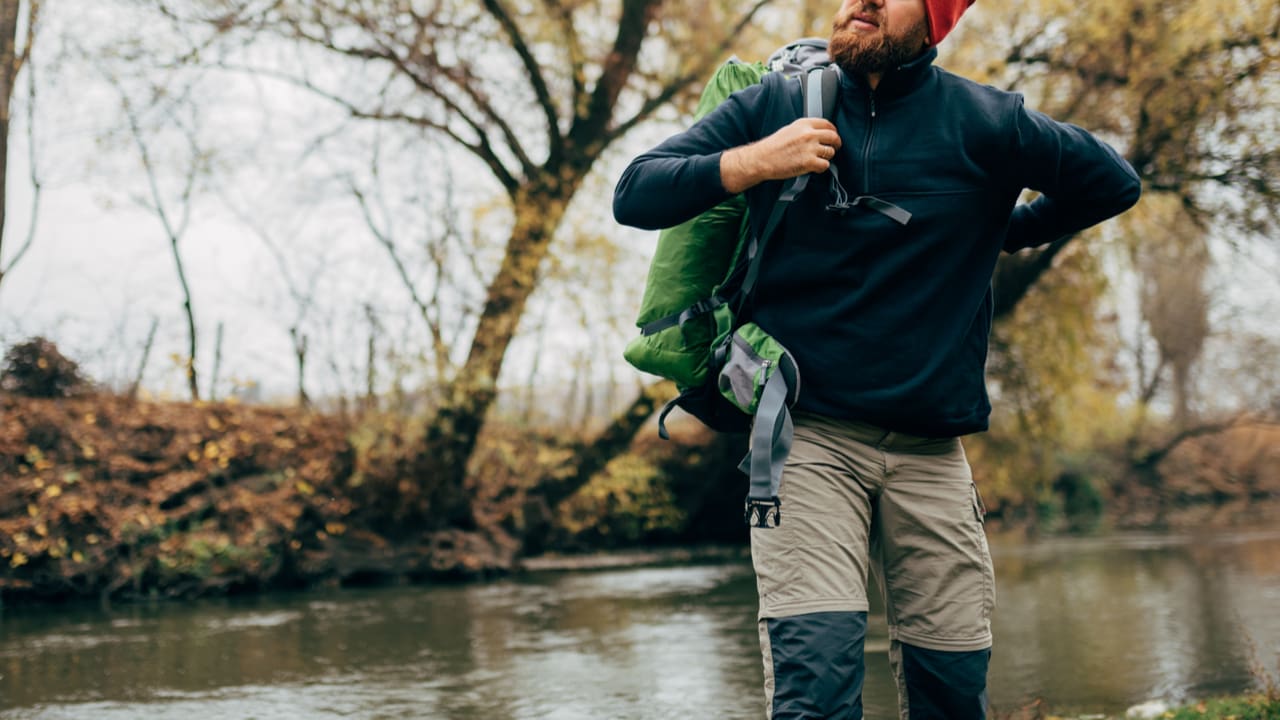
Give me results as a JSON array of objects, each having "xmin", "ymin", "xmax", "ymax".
[
  {"xmin": 970, "ymin": 482, "xmax": 987, "ymax": 524},
  {"xmin": 969, "ymin": 482, "xmax": 996, "ymax": 621}
]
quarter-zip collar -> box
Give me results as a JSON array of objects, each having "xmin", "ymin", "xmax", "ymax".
[{"xmin": 839, "ymin": 46, "xmax": 938, "ymax": 100}]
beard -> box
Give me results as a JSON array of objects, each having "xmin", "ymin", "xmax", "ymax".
[{"xmin": 829, "ymin": 5, "xmax": 929, "ymax": 77}]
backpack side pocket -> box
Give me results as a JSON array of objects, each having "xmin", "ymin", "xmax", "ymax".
[{"xmin": 716, "ymin": 322, "xmax": 801, "ymax": 415}]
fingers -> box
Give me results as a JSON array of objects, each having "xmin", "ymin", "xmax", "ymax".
[
  {"xmin": 803, "ymin": 118, "xmax": 842, "ymax": 151},
  {"xmin": 799, "ymin": 120, "xmax": 840, "ymax": 174},
  {"xmin": 795, "ymin": 120, "xmax": 840, "ymax": 167},
  {"xmin": 722, "ymin": 117, "xmax": 843, "ymax": 192},
  {"xmin": 772, "ymin": 118, "xmax": 842, "ymax": 177},
  {"xmin": 745, "ymin": 118, "xmax": 844, "ymax": 182}
]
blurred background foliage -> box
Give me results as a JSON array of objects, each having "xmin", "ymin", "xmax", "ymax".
[{"xmin": 0, "ymin": 0, "xmax": 1278, "ymax": 600}]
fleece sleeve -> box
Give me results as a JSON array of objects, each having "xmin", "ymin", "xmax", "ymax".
[
  {"xmin": 613, "ymin": 83, "xmax": 770, "ymax": 231},
  {"xmin": 1003, "ymin": 97, "xmax": 1142, "ymax": 252}
]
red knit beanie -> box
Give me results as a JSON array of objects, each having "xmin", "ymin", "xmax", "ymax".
[{"xmin": 925, "ymin": 0, "xmax": 975, "ymax": 45}]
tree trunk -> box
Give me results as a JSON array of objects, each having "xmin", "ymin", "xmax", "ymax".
[
  {"xmin": 128, "ymin": 317, "xmax": 159, "ymax": 400},
  {"xmin": 413, "ymin": 180, "xmax": 576, "ymax": 530},
  {"xmin": 210, "ymin": 321, "xmax": 224, "ymax": 402},
  {"xmin": 181, "ymin": 290, "xmax": 199, "ymax": 401},
  {"xmin": 992, "ymin": 237, "xmax": 1072, "ymax": 321},
  {"xmin": 519, "ymin": 380, "xmax": 678, "ymax": 556},
  {"xmin": 0, "ymin": 1, "xmax": 19, "ymax": 289}
]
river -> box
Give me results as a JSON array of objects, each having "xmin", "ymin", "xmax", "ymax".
[{"xmin": 3, "ymin": 526, "xmax": 1279, "ymax": 719}]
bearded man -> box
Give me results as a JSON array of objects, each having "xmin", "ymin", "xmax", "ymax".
[{"xmin": 613, "ymin": 0, "xmax": 1141, "ymax": 718}]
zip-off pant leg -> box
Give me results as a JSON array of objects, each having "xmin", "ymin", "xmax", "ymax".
[
  {"xmin": 751, "ymin": 414, "xmax": 879, "ymax": 718},
  {"xmin": 895, "ymin": 643, "xmax": 991, "ymax": 720},
  {"xmin": 871, "ymin": 429, "xmax": 994, "ymax": 719},
  {"xmin": 760, "ymin": 611, "xmax": 867, "ymax": 719}
]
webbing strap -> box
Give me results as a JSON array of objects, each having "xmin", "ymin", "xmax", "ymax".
[
  {"xmin": 738, "ymin": 66, "xmax": 834, "ymax": 307},
  {"xmin": 854, "ymin": 195, "xmax": 912, "ymax": 225},
  {"xmin": 734, "ymin": 68, "xmax": 828, "ymax": 528},
  {"xmin": 640, "ymin": 296, "xmax": 725, "ymax": 337},
  {"xmin": 656, "ymin": 395, "xmax": 681, "ymax": 440},
  {"xmin": 740, "ymin": 176, "xmax": 803, "ymax": 301},
  {"xmin": 741, "ymin": 370, "xmax": 794, "ymax": 528},
  {"xmin": 643, "ymin": 68, "xmax": 832, "ymax": 338},
  {"xmin": 827, "ymin": 193, "xmax": 912, "ymax": 225}
]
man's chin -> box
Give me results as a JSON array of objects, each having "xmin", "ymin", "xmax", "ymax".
[{"xmin": 831, "ymin": 34, "xmax": 879, "ymax": 60}]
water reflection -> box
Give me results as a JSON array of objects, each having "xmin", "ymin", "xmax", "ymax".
[
  {"xmin": 990, "ymin": 529, "xmax": 1280, "ymax": 716},
  {"xmin": 2, "ymin": 528, "xmax": 1278, "ymax": 719}
]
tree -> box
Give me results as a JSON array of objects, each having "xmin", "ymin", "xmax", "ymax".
[
  {"xmin": 166, "ymin": 0, "xmax": 783, "ymax": 531},
  {"xmin": 1133, "ymin": 198, "xmax": 1211, "ymax": 429},
  {"xmin": 941, "ymin": 0, "xmax": 1278, "ymax": 509},
  {"xmin": 0, "ymin": 0, "xmax": 40, "ymax": 293},
  {"xmin": 964, "ymin": 0, "xmax": 1280, "ymax": 319},
  {"xmin": 109, "ymin": 72, "xmax": 209, "ymax": 402}
]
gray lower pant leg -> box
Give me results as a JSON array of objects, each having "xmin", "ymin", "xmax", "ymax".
[{"xmin": 762, "ymin": 611, "xmax": 867, "ymax": 720}]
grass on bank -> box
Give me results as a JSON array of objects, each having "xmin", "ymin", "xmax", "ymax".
[
  {"xmin": 1043, "ymin": 694, "xmax": 1280, "ymax": 720},
  {"xmin": 1172, "ymin": 691, "xmax": 1280, "ymax": 712},
  {"xmin": 1145, "ymin": 695, "xmax": 1279, "ymax": 719}
]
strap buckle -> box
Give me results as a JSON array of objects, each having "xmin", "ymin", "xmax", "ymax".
[{"xmin": 744, "ymin": 496, "xmax": 782, "ymax": 529}]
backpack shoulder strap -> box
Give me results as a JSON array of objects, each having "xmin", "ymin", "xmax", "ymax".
[
  {"xmin": 642, "ymin": 65, "xmax": 837, "ymax": 338},
  {"xmin": 738, "ymin": 65, "xmax": 837, "ymax": 303},
  {"xmin": 735, "ymin": 66, "xmax": 838, "ymax": 528},
  {"xmin": 806, "ymin": 64, "xmax": 840, "ymax": 121}
]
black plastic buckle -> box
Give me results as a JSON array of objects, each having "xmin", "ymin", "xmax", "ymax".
[{"xmin": 744, "ymin": 496, "xmax": 782, "ymax": 529}]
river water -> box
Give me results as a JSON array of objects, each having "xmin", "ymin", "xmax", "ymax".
[{"xmin": 3, "ymin": 526, "xmax": 1279, "ymax": 719}]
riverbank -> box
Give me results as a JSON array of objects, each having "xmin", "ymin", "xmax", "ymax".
[
  {"xmin": 3, "ymin": 392, "xmax": 1278, "ymax": 606},
  {"xmin": 0, "ymin": 394, "xmax": 523, "ymax": 606}
]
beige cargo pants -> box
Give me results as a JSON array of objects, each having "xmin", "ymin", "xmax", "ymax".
[{"xmin": 752, "ymin": 411, "xmax": 996, "ymax": 717}]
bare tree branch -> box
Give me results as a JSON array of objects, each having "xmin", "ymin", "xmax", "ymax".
[
  {"xmin": 109, "ymin": 71, "xmax": 204, "ymax": 401},
  {"xmin": 541, "ymin": 0, "xmax": 585, "ymax": 115},
  {"xmin": 1132, "ymin": 413, "xmax": 1255, "ymax": 469},
  {"xmin": 478, "ymin": 0, "xmax": 561, "ymax": 165},
  {"xmin": 371, "ymin": 36, "xmax": 536, "ymax": 183},
  {"xmin": 0, "ymin": 0, "xmax": 40, "ymax": 291},
  {"xmin": 605, "ymin": 0, "xmax": 777, "ymax": 145},
  {"xmin": 349, "ymin": 177, "xmax": 457, "ymax": 385},
  {"xmin": 566, "ymin": 0, "xmax": 662, "ymax": 158},
  {"xmin": 209, "ymin": 58, "xmax": 522, "ymax": 192},
  {"xmin": 0, "ymin": 31, "xmax": 40, "ymax": 286}
]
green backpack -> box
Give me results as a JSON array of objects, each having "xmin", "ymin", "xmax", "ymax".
[
  {"xmin": 623, "ymin": 40, "xmax": 838, "ymax": 528},
  {"xmin": 622, "ymin": 60, "xmax": 769, "ymax": 391}
]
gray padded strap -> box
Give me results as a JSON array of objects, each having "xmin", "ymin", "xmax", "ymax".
[
  {"xmin": 805, "ymin": 69, "xmax": 825, "ymax": 118},
  {"xmin": 741, "ymin": 370, "xmax": 794, "ymax": 528},
  {"xmin": 740, "ymin": 67, "xmax": 830, "ymax": 303}
]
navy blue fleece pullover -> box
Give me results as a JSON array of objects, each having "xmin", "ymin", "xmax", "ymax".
[{"xmin": 614, "ymin": 49, "xmax": 1141, "ymax": 437}]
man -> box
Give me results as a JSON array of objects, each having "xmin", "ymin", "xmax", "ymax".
[{"xmin": 613, "ymin": 0, "xmax": 1141, "ymax": 717}]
